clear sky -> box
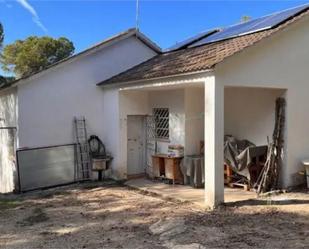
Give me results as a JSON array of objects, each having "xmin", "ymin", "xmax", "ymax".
[{"xmin": 0, "ymin": 0, "xmax": 308, "ymax": 53}]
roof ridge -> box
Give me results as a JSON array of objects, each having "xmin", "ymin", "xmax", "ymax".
[{"xmin": 2, "ymin": 28, "xmax": 160, "ymax": 89}]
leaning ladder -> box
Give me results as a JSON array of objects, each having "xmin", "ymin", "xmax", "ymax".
[{"xmin": 74, "ymin": 116, "xmax": 90, "ymax": 180}]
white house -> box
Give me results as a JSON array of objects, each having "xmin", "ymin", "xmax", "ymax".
[
  {"xmin": 0, "ymin": 29, "xmax": 160, "ymax": 193},
  {"xmin": 1, "ymin": 4, "xmax": 309, "ymax": 208},
  {"xmin": 97, "ymin": 4, "xmax": 309, "ymax": 207}
]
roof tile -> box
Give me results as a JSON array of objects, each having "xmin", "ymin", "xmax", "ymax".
[{"xmin": 99, "ymin": 9, "xmax": 309, "ymax": 85}]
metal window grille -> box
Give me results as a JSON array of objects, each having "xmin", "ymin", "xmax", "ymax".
[{"xmin": 153, "ymin": 108, "xmax": 169, "ymax": 140}]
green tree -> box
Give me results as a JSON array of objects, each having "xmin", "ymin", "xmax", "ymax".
[
  {"xmin": 0, "ymin": 75, "xmax": 15, "ymax": 87},
  {"xmin": 241, "ymin": 15, "xmax": 251, "ymax": 23},
  {"xmin": 1, "ymin": 36, "xmax": 74, "ymax": 78},
  {"xmin": 0, "ymin": 22, "xmax": 12, "ymax": 87}
]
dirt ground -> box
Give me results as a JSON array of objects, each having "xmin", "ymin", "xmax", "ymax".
[{"xmin": 0, "ymin": 182, "xmax": 308, "ymax": 249}]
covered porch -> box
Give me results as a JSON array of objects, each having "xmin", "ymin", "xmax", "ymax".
[{"xmin": 117, "ymin": 74, "xmax": 286, "ymax": 208}]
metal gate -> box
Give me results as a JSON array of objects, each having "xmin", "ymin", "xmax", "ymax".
[
  {"xmin": 16, "ymin": 144, "xmax": 78, "ymax": 192},
  {"xmin": 0, "ymin": 127, "xmax": 17, "ymax": 193},
  {"xmin": 145, "ymin": 116, "xmax": 156, "ymax": 177}
]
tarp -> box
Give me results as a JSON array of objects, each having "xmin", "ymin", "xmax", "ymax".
[
  {"xmin": 224, "ymin": 136, "xmax": 267, "ymax": 180},
  {"xmin": 224, "ymin": 135, "xmax": 267, "ymax": 180},
  {"xmin": 180, "ymin": 155, "xmax": 204, "ymax": 188}
]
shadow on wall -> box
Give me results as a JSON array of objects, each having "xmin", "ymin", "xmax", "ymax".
[{"xmin": 156, "ymin": 113, "xmax": 185, "ymax": 154}]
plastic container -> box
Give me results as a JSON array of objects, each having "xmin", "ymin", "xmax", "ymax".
[{"xmin": 168, "ymin": 145, "xmax": 184, "ymax": 157}]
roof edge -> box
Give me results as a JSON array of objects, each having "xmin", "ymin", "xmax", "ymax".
[
  {"xmin": 136, "ymin": 30, "xmax": 162, "ymax": 53},
  {"xmin": 2, "ymin": 28, "xmax": 161, "ymax": 90},
  {"xmin": 97, "ymin": 6, "xmax": 309, "ymax": 86},
  {"xmin": 98, "ymin": 68, "xmax": 214, "ymax": 88}
]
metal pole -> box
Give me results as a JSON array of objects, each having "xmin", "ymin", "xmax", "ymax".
[{"xmin": 136, "ymin": 0, "xmax": 140, "ymax": 30}]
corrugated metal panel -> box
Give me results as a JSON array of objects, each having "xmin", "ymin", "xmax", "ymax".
[{"xmin": 17, "ymin": 144, "xmax": 77, "ymax": 192}]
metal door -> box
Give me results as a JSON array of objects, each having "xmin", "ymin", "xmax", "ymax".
[{"xmin": 127, "ymin": 116, "xmax": 145, "ymax": 175}]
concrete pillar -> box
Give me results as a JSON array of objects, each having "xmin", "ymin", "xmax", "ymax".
[{"xmin": 204, "ymin": 76, "xmax": 224, "ymax": 208}]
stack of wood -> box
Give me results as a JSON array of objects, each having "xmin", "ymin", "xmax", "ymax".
[{"xmin": 256, "ymin": 98, "xmax": 286, "ymax": 194}]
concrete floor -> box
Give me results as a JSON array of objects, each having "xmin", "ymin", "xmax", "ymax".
[{"xmin": 125, "ymin": 178, "xmax": 257, "ymax": 207}]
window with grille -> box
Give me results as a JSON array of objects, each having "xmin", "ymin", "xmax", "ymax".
[{"xmin": 153, "ymin": 108, "xmax": 169, "ymax": 140}]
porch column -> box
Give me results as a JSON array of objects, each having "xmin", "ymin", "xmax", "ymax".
[{"xmin": 204, "ymin": 76, "xmax": 224, "ymax": 208}]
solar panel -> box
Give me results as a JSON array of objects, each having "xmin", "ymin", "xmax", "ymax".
[
  {"xmin": 167, "ymin": 29, "xmax": 218, "ymax": 51},
  {"xmin": 189, "ymin": 4, "xmax": 309, "ymax": 48}
]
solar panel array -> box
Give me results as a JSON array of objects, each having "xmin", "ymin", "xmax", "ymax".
[
  {"xmin": 167, "ymin": 29, "xmax": 218, "ymax": 51},
  {"xmin": 168, "ymin": 4, "xmax": 309, "ymax": 51},
  {"xmin": 189, "ymin": 4, "xmax": 309, "ymax": 47}
]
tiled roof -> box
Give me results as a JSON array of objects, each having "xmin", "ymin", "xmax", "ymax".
[{"xmin": 99, "ymin": 8, "xmax": 309, "ymax": 86}]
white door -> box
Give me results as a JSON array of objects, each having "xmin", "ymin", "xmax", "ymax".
[
  {"xmin": 127, "ymin": 116, "xmax": 145, "ymax": 175},
  {"xmin": 145, "ymin": 115, "xmax": 156, "ymax": 176}
]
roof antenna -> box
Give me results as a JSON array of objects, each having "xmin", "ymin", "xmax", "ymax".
[{"xmin": 135, "ymin": 0, "xmax": 140, "ymax": 31}]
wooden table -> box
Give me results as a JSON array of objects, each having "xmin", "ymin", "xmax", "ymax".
[{"xmin": 152, "ymin": 154, "xmax": 184, "ymax": 184}]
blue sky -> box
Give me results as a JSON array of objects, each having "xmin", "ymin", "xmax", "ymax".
[{"xmin": 0, "ymin": 0, "xmax": 308, "ymax": 53}]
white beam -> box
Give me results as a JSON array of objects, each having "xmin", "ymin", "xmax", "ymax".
[{"xmin": 204, "ymin": 76, "xmax": 224, "ymax": 208}]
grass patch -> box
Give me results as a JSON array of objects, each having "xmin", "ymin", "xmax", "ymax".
[{"xmin": 0, "ymin": 199, "xmax": 20, "ymax": 210}]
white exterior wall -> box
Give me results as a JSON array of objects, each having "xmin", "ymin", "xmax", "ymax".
[
  {"xmin": 0, "ymin": 87, "xmax": 17, "ymax": 128},
  {"xmin": 224, "ymin": 87, "xmax": 285, "ymax": 146},
  {"xmin": 116, "ymin": 87, "xmax": 205, "ymax": 177},
  {"xmin": 17, "ymin": 36, "xmax": 157, "ymax": 149},
  {"xmin": 101, "ymin": 88, "xmax": 121, "ymax": 178},
  {"xmin": 216, "ymin": 14, "xmax": 309, "ymax": 187},
  {"xmin": 0, "ymin": 87, "xmax": 18, "ymax": 193},
  {"xmin": 118, "ymin": 90, "xmax": 149, "ymax": 178},
  {"xmin": 148, "ymin": 89, "xmax": 185, "ymax": 153},
  {"xmin": 184, "ymin": 87, "xmax": 204, "ymax": 155},
  {"xmin": 117, "ymin": 89, "xmax": 186, "ymax": 177}
]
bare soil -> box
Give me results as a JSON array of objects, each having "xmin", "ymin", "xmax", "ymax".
[{"xmin": 0, "ymin": 182, "xmax": 308, "ymax": 249}]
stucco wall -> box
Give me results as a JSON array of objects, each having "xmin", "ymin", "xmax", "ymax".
[
  {"xmin": 148, "ymin": 89, "xmax": 185, "ymax": 153},
  {"xmin": 101, "ymin": 88, "xmax": 121, "ymax": 178},
  {"xmin": 184, "ymin": 87, "xmax": 204, "ymax": 155},
  {"xmin": 118, "ymin": 90, "xmax": 149, "ymax": 178},
  {"xmin": 116, "ymin": 87, "xmax": 205, "ymax": 177},
  {"xmin": 17, "ymin": 36, "xmax": 157, "ymax": 149},
  {"xmin": 224, "ymin": 87, "xmax": 285, "ymax": 146},
  {"xmin": 216, "ymin": 14, "xmax": 309, "ymax": 187},
  {"xmin": 0, "ymin": 87, "xmax": 18, "ymax": 193},
  {"xmin": 117, "ymin": 89, "xmax": 186, "ymax": 177},
  {"xmin": 0, "ymin": 87, "xmax": 17, "ymax": 128}
]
